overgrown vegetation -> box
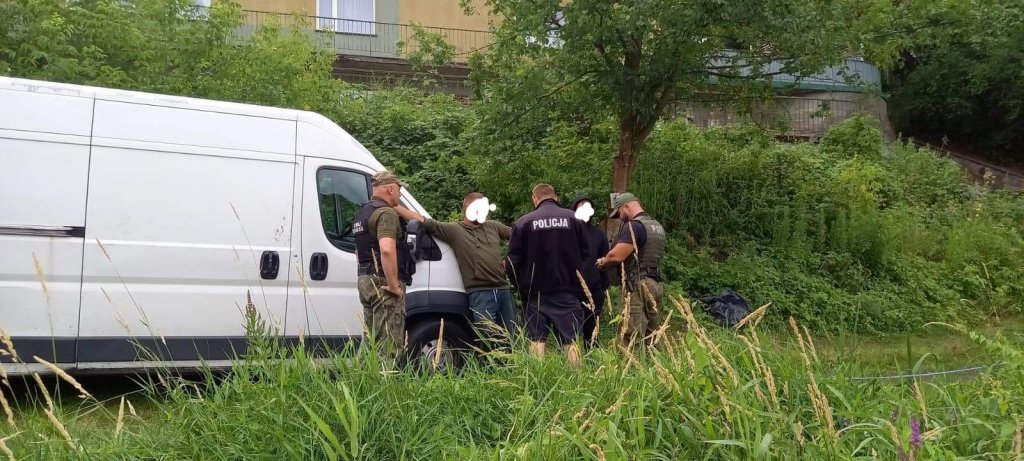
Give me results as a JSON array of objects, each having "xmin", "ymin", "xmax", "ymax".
[
  {"xmin": 4, "ymin": 1, "xmax": 1024, "ymax": 333},
  {"xmin": 4, "ymin": 0, "xmax": 1024, "ymax": 332},
  {"xmin": 3, "ymin": 0, "xmax": 1024, "ymax": 458},
  {"xmin": 4, "ymin": 303, "xmax": 1023, "ymax": 459}
]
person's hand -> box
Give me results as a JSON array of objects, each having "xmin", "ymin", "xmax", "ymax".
[
  {"xmin": 382, "ymin": 284, "xmax": 404, "ymax": 300},
  {"xmin": 596, "ymin": 257, "xmax": 608, "ymax": 268}
]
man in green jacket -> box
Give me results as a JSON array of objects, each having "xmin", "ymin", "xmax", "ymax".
[{"xmin": 397, "ymin": 192, "xmax": 516, "ymax": 338}]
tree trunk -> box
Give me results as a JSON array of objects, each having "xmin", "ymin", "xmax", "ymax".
[
  {"xmin": 612, "ymin": 118, "xmax": 652, "ymax": 193},
  {"xmin": 612, "ymin": 140, "xmax": 637, "ymax": 193}
]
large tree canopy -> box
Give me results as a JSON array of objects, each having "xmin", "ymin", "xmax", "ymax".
[
  {"xmin": 467, "ymin": 0, "xmax": 905, "ymax": 192},
  {"xmin": 888, "ymin": 0, "xmax": 1024, "ymax": 162}
]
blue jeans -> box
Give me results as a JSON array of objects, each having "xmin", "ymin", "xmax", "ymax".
[{"xmin": 468, "ymin": 288, "xmax": 517, "ymax": 336}]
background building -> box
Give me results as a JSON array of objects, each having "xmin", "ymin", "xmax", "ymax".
[{"xmin": 225, "ymin": 0, "xmax": 890, "ymax": 139}]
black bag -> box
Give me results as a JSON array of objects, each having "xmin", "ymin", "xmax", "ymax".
[{"xmin": 699, "ymin": 289, "xmax": 751, "ymax": 327}]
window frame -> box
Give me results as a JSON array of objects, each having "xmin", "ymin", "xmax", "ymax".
[
  {"xmin": 315, "ymin": 0, "xmax": 377, "ymax": 36},
  {"xmin": 315, "ymin": 166, "xmax": 372, "ymax": 253}
]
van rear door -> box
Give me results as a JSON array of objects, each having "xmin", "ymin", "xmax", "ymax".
[{"xmin": 0, "ymin": 86, "xmax": 93, "ymax": 369}]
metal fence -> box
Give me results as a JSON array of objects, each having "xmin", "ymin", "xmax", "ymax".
[
  {"xmin": 675, "ymin": 95, "xmax": 888, "ymax": 140},
  {"xmin": 239, "ymin": 10, "xmax": 493, "ymax": 63}
]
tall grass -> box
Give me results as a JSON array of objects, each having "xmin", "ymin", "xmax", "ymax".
[{"xmin": 2, "ymin": 302, "xmax": 1022, "ymax": 459}]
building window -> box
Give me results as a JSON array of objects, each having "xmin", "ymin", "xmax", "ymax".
[{"xmin": 317, "ymin": 0, "xmax": 375, "ymax": 36}]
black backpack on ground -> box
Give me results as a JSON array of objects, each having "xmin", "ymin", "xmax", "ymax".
[{"xmin": 699, "ymin": 289, "xmax": 751, "ymax": 327}]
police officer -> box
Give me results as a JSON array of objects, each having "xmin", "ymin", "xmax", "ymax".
[
  {"xmin": 508, "ymin": 184, "xmax": 590, "ymax": 366},
  {"xmin": 353, "ymin": 170, "xmax": 412, "ymax": 357},
  {"xmin": 597, "ymin": 193, "xmax": 667, "ymax": 348}
]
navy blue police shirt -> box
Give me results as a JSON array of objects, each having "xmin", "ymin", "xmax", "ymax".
[
  {"xmin": 508, "ymin": 199, "xmax": 590, "ymax": 298},
  {"xmin": 615, "ymin": 213, "xmax": 648, "ymax": 249}
]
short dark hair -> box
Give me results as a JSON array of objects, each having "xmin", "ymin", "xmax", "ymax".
[
  {"xmin": 462, "ymin": 192, "xmax": 485, "ymax": 209},
  {"xmin": 532, "ymin": 183, "xmax": 556, "ymax": 200}
]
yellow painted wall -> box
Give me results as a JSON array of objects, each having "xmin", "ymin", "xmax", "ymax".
[
  {"xmin": 235, "ymin": 0, "xmax": 314, "ymax": 14},
  {"xmin": 232, "ymin": 0, "xmax": 496, "ymax": 28},
  {"xmin": 399, "ymin": 0, "xmax": 495, "ymax": 31}
]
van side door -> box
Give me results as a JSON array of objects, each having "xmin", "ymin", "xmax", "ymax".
[
  {"xmin": 298, "ymin": 158, "xmax": 370, "ymax": 348},
  {"xmin": 0, "ymin": 86, "xmax": 92, "ymax": 371}
]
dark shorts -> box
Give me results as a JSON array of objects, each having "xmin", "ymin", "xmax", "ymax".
[{"xmin": 524, "ymin": 292, "xmax": 584, "ymax": 344}]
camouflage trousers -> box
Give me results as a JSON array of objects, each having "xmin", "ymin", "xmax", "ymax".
[
  {"xmin": 618, "ymin": 277, "xmax": 664, "ymax": 348},
  {"xmin": 357, "ymin": 275, "xmax": 406, "ymax": 356}
]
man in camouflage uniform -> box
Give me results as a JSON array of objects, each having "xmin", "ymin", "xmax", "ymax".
[
  {"xmin": 597, "ymin": 193, "xmax": 667, "ymax": 348},
  {"xmin": 353, "ymin": 170, "xmax": 411, "ymax": 357}
]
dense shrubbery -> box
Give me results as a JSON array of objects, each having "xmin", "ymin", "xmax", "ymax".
[
  {"xmin": 629, "ymin": 117, "xmax": 1024, "ymax": 332},
  {"xmin": 4, "ymin": 3, "xmax": 1023, "ymax": 335}
]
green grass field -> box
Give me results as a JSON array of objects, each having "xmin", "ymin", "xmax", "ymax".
[{"xmin": 2, "ymin": 304, "xmax": 1022, "ymax": 460}]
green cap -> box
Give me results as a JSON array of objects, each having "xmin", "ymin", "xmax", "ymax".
[
  {"xmin": 371, "ymin": 170, "xmax": 408, "ymax": 188},
  {"xmin": 609, "ymin": 192, "xmax": 638, "ymax": 218}
]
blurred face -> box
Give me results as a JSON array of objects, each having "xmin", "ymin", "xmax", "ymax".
[{"xmin": 575, "ymin": 201, "xmax": 595, "ymax": 222}]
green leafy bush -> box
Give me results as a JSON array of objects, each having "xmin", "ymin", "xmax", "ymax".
[{"xmin": 621, "ymin": 116, "xmax": 1024, "ymax": 332}]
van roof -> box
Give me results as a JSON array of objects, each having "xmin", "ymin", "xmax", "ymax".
[{"xmin": 0, "ymin": 76, "xmax": 382, "ymax": 167}]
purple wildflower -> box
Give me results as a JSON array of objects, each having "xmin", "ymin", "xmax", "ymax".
[{"xmin": 910, "ymin": 416, "xmax": 922, "ymax": 452}]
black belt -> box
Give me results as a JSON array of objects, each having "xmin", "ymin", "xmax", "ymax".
[
  {"xmin": 639, "ymin": 267, "xmax": 661, "ymax": 282},
  {"xmin": 357, "ymin": 262, "xmax": 380, "ymax": 277}
]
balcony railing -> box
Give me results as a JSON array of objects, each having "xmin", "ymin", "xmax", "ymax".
[
  {"xmin": 239, "ymin": 10, "xmax": 880, "ymax": 94},
  {"xmin": 240, "ymin": 10, "xmax": 493, "ymax": 64}
]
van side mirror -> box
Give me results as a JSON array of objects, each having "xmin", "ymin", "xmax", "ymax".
[{"xmin": 406, "ymin": 220, "xmax": 442, "ymax": 262}]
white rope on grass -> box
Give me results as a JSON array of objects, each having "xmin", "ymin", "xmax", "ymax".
[{"xmin": 845, "ymin": 363, "xmax": 1005, "ymax": 381}]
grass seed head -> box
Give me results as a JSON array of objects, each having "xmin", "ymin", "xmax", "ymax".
[
  {"xmin": 30, "ymin": 374, "xmax": 54, "ymax": 411},
  {"xmin": 31, "ymin": 253, "xmax": 50, "ymax": 303},
  {"xmin": 913, "ymin": 381, "xmax": 929, "ymax": 426},
  {"xmin": 0, "ymin": 388, "xmax": 15, "ymax": 430},
  {"xmin": 0, "ymin": 432, "xmax": 16, "ymax": 461},
  {"xmin": 33, "ymin": 357, "xmax": 92, "ymax": 400},
  {"xmin": 44, "ymin": 409, "xmax": 76, "ymax": 450},
  {"xmin": 0, "ymin": 329, "xmax": 19, "ymax": 363},
  {"xmin": 1014, "ymin": 419, "xmax": 1022, "ymax": 461},
  {"xmin": 115, "ymin": 396, "xmax": 126, "ymax": 439}
]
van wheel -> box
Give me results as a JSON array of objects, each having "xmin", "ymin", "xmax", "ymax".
[{"xmin": 405, "ymin": 318, "xmax": 472, "ymax": 372}]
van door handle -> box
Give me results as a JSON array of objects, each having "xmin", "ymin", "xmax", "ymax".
[
  {"xmin": 309, "ymin": 252, "xmax": 328, "ymax": 281},
  {"xmin": 259, "ymin": 251, "xmax": 280, "ymax": 280}
]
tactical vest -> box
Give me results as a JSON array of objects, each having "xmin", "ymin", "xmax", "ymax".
[
  {"xmin": 626, "ymin": 213, "xmax": 667, "ymax": 286},
  {"xmin": 353, "ymin": 199, "xmax": 413, "ymax": 284}
]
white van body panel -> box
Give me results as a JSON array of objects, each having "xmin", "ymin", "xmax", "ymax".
[
  {"xmin": 77, "ymin": 98, "xmax": 300, "ymax": 365},
  {"xmin": 0, "ymin": 77, "xmax": 469, "ymax": 373},
  {"xmin": 0, "ymin": 86, "xmax": 93, "ymax": 363}
]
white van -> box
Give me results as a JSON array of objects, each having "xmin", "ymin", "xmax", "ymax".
[{"xmin": 0, "ymin": 77, "xmax": 475, "ymax": 375}]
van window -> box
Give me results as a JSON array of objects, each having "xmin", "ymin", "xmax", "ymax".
[{"xmin": 317, "ymin": 169, "xmax": 370, "ymax": 252}]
